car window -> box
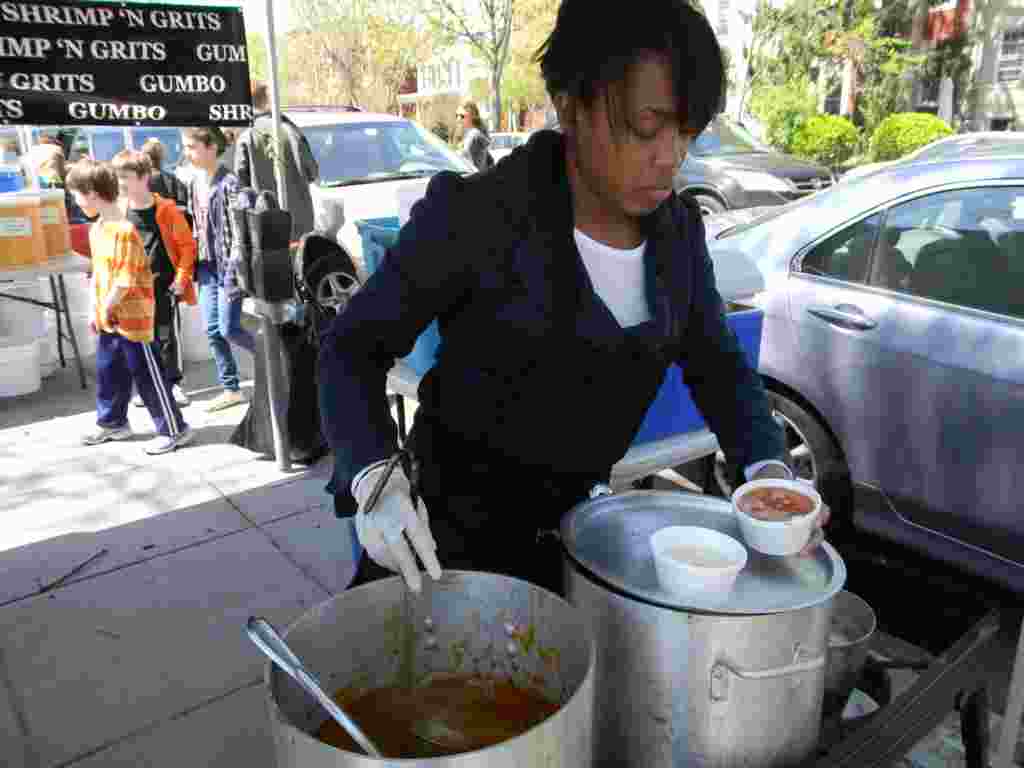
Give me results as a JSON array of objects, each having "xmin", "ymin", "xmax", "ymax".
[
  {"xmin": 872, "ymin": 187, "xmax": 1023, "ymax": 319},
  {"xmin": 130, "ymin": 128, "xmax": 184, "ymax": 169},
  {"xmin": 300, "ymin": 120, "xmax": 472, "ymax": 185},
  {"xmin": 800, "ymin": 213, "xmax": 881, "ymax": 283},
  {"xmin": 89, "ymin": 128, "xmax": 127, "ymax": 161},
  {"xmin": 692, "ymin": 118, "xmax": 765, "ymax": 156}
]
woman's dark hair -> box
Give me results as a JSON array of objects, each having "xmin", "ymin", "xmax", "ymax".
[{"xmin": 535, "ymin": 0, "xmax": 724, "ymax": 137}]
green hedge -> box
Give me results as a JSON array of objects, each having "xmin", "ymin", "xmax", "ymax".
[
  {"xmin": 870, "ymin": 113, "xmax": 953, "ymax": 162},
  {"xmin": 749, "ymin": 78, "xmax": 818, "ymax": 154},
  {"xmin": 791, "ymin": 115, "xmax": 860, "ymax": 170}
]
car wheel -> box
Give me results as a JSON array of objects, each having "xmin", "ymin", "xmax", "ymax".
[
  {"xmin": 694, "ymin": 194, "xmax": 727, "ymax": 217},
  {"xmin": 699, "ymin": 391, "xmax": 848, "ymax": 507},
  {"xmin": 303, "ymin": 251, "xmax": 360, "ymax": 315}
]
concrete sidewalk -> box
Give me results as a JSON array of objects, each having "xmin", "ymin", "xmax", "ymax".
[{"xmin": 1, "ymin": 358, "xmax": 358, "ymax": 768}]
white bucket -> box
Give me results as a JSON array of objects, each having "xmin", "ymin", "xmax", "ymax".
[
  {"xmin": 48, "ymin": 273, "xmax": 92, "ymax": 315},
  {"xmin": 0, "ymin": 280, "xmax": 45, "ymax": 342},
  {"xmin": 71, "ymin": 312, "xmax": 97, "ymax": 359},
  {"xmin": 396, "ymin": 182, "xmax": 427, "ymax": 228},
  {"xmin": 180, "ymin": 302, "xmax": 212, "ymax": 363},
  {"xmin": 44, "ymin": 309, "xmax": 96, "ymax": 361},
  {"xmin": 0, "ymin": 337, "xmax": 41, "ymax": 397}
]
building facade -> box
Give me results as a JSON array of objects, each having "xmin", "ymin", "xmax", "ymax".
[
  {"xmin": 398, "ymin": 44, "xmax": 493, "ymax": 126},
  {"xmin": 964, "ymin": 0, "xmax": 1024, "ymax": 130}
]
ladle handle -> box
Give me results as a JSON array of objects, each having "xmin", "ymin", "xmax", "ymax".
[{"xmin": 246, "ymin": 616, "xmax": 384, "ymax": 758}]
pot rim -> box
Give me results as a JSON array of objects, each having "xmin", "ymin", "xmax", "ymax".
[{"xmin": 263, "ymin": 571, "xmax": 597, "ymax": 763}]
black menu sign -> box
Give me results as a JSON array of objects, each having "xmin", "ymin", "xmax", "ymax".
[{"xmin": 0, "ymin": 0, "xmax": 253, "ymax": 126}]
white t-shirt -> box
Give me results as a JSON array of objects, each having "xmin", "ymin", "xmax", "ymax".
[{"xmin": 574, "ymin": 228, "xmax": 651, "ymax": 328}]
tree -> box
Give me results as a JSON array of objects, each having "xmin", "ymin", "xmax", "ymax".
[
  {"xmin": 288, "ymin": 0, "xmax": 430, "ymax": 112},
  {"xmin": 425, "ymin": 0, "xmax": 515, "ymax": 130},
  {"xmin": 245, "ymin": 32, "xmax": 290, "ymax": 102},
  {"xmin": 501, "ymin": 0, "xmax": 557, "ymax": 118}
]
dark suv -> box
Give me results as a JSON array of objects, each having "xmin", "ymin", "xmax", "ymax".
[{"xmin": 675, "ymin": 117, "xmax": 835, "ymax": 216}]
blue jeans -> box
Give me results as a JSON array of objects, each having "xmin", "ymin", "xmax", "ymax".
[{"xmin": 197, "ymin": 263, "xmax": 255, "ymax": 392}]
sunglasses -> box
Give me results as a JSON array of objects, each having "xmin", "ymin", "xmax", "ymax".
[{"xmin": 456, "ymin": 112, "xmax": 466, "ymax": 118}]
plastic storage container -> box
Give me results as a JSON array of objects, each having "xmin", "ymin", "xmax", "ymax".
[
  {"xmin": 633, "ymin": 306, "xmax": 764, "ymax": 445},
  {"xmin": 0, "ymin": 280, "xmax": 45, "ymax": 341},
  {"xmin": 180, "ymin": 302, "xmax": 213, "ymax": 363},
  {"xmin": 0, "ymin": 165, "xmax": 25, "ymax": 193},
  {"xmin": 0, "ymin": 337, "xmax": 41, "ymax": 397},
  {"xmin": 39, "ymin": 189, "xmax": 71, "ymax": 260},
  {"xmin": 356, "ymin": 216, "xmax": 440, "ymax": 376},
  {"xmin": 0, "ymin": 192, "xmax": 46, "ymax": 267}
]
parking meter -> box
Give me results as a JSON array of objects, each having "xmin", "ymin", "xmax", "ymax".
[{"xmin": 246, "ymin": 192, "xmax": 294, "ymax": 303}]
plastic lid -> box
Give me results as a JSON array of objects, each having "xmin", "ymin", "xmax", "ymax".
[
  {"xmin": 560, "ymin": 490, "xmax": 846, "ymax": 615},
  {"xmin": 0, "ymin": 192, "xmax": 39, "ymax": 206}
]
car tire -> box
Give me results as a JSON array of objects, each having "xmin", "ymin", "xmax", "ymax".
[
  {"xmin": 302, "ymin": 250, "xmax": 360, "ymax": 317},
  {"xmin": 693, "ymin": 194, "xmax": 727, "ymax": 217},
  {"xmin": 685, "ymin": 390, "xmax": 851, "ymax": 516}
]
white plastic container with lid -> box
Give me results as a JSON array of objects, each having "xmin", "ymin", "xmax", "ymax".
[
  {"xmin": 0, "ymin": 279, "xmax": 45, "ymax": 342},
  {"xmin": 396, "ymin": 182, "xmax": 427, "ymax": 228},
  {"xmin": 48, "ymin": 273, "xmax": 92, "ymax": 314},
  {"xmin": 0, "ymin": 336, "xmax": 41, "ymax": 397},
  {"xmin": 38, "ymin": 189, "xmax": 71, "ymax": 261}
]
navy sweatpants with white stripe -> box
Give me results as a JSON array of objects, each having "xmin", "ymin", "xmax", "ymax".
[{"xmin": 96, "ymin": 331, "xmax": 187, "ymax": 437}]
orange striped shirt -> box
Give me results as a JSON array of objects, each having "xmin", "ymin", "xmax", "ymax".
[{"xmin": 90, "ymin": 220, "xmax": 155, "ymax": 343}]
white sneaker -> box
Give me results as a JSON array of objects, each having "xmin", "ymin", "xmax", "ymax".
[
  {"xmin": 144, "ymin": 426, "xmax": 195, "ymax": 455},
  {"xmin": 82, "ymin": 425, "xmax": 133, "ymax": 445},
  {"xmin": 172, "ymin": 385, "xmax": 190, "ymax": 407},
  {"xmin": 132, "ymin": 393, "xmax": 144, "ymax": 408},
  {"xmin": 204, "ymin": 389, "xmax": 247, "ymax": 413}
]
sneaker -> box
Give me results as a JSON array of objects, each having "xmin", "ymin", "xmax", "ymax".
[
  {"xmin": 144, "ymin": 426, "xmax": 195, "ymax": 455},
  {"xmin": 82, "ymin": 424, "xmax": 133, "ymax": 446},
  {"xmin": 132, "ymin": 393, "xmax": 144, "ymax": 408},
  {"xmin": 172, "ymin": 385, "xmax": 191, "ymax": 407},
  {"xmin": 204, "ymin": 389, "xmax": 247, "ymax": 413}
]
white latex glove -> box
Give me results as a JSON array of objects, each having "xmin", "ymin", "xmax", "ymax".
[{"xmin": 352, "ymin": 462, "xmax": 442, "ymax": 593}]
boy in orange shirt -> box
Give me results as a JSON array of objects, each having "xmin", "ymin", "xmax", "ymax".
[
  {"xmin": 66, "ymin": 159, "xmax": 193, "ymax": 454},
  {"xmin": 112, "ymin": 149, "xmax": 195, "ymax": 407}
]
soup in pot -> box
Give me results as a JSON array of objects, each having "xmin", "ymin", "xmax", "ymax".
[
  {"xmin": 316, "ymin": 674, "xmax": 560, "ymax": 758},
  {"xmin": 737, "ymin": 487, "xmax": 815, "ymax": 521}
]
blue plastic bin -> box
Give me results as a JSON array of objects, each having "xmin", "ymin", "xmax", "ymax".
[
  {"xmin": 0, "ymin": 165, "xmax": 25, "ymax": 193},
  {"xmin": 356, "ymin": 216, "xmax": 440, "ymax": 376},
  {"xmin": 632, "ymin": 307, "xmax": 764, "ymax": 445}
]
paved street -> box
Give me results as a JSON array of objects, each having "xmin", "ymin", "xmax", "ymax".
[{"xmin": 0, "ymin": 354, "xmax": 1021, "ymax": 767}]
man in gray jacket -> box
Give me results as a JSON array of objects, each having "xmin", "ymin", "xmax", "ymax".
[{"xmin": 235, "ymin": 81, "xmax": 319, "ymax": 241}]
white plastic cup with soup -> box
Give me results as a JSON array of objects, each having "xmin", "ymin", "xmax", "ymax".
[
  {"xmin": 732, "ymin": 479, "xmax": 823, "ymax": 556},
  {"xmin": 650, "ymin": 525, "xmax": 748, "ymax": 602}
]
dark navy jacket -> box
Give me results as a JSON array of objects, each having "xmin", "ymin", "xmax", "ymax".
[{"xmin": 319, "ymin": 130, "xmax": 784, "ymax": 513}]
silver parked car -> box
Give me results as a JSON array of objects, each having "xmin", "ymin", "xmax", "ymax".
[
  {"xmin": 840, "ymin": 131, "xmax": 1024, "ymax": 183},
  {"xmin": 703, "ymin": 156, "xmax": 1024, "ymax": 592}
]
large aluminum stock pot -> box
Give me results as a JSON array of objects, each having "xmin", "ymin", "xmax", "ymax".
[
  {"xmin": 264, "ymin": 571, "xmax": 596, "ymax": 767},
  {"xmin": 560, "ymin": 491, "xmax": 847, "ymax": 768}
]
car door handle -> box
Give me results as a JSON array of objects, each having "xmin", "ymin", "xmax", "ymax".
[{"xmin": 806, "ymin": 304, "xmax": 877, "ymax": 330}]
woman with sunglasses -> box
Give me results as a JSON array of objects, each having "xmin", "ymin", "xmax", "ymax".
[{"xmin": 457, "ymin": 101, "xmax": 494, "ymax": 172}]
